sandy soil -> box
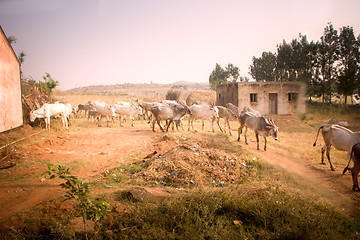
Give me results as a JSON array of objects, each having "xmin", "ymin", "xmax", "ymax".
[{"xmin": 0, "ymin": 117, "xmax": 359, "ymax": 224}]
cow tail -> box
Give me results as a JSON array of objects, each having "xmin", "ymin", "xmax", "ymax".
[
  {"xmin": 343, "ymin": 148, "xmax": 354, "ymax": 174},
  {"xmin": 313, "ymin": 126, "xmax": 324, "ymax": 147}
]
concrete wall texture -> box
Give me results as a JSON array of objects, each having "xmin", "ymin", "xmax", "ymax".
[
  {"xmin": 216, "ymin": 82, "xmax": 306, "ymax": 115},
  {"xmin": 0, "ymin": 27, "xmax": 23, "ymax": 132}
]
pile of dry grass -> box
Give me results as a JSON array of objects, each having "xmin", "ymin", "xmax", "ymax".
[{"xmin": 186, "ymin": 90, "xmax": 216, "ymax": 106}]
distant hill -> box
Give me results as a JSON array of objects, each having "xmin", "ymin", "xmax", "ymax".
[{"xmin": 66, "ymin": 82, "xmax": 211, "ymax": 101}]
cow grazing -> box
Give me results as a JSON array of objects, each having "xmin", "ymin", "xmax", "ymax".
[
  {"xmin": 216, "ymin": 106, "xmax": 238, "ymax": 136},
  {"xmin": 237, "ymin": 112, "xmax": 278, "ymax": 151},
  {"xmin": 88, "ymin": 110, "xmax": 98, "ymax": 123},
  {"xmin": 88, "ymin": 101, "xmax": 116, "ymax": 127},
  {"xmin": 328, "ymin": 118, "xmax": 349, "ymax": 128},
  {"xmin": 313, "ymin": 124, "xmax": 360, "ymax": 171},
  {"xmin": 150, "ymin": 103, "xmax": 189, "ymax": 132},
  {"xmin": 139, "ymin": 102, "xmax": 158, "ymax": 120},
  {"xmin": 242, "ymin": 106, "xmax": 261, "ymax": 117},
  {"xmin": 343, "ymin": 143, "xmax": 360, "ymax": 192},
  {"xmin": 113, "ymin": 103, "xmax": 143, "ymax": 127},
  {"xmin": 30, "ymin": 103, "xmax": 68, "ymax": 130},
  {"xmin": 225, "ymin": 103, "xmax": 241, "ymax": 117},
  {"xmin": 77, "ymin": 104, "xmax": 92, "ymax": 116},
  {"xmin": 161, "ymin": 100, "xmax": 188, "ymax": 130},
  {"xmin": 188, "ymin": 103, "xmax": 219, "ymax": 132}
]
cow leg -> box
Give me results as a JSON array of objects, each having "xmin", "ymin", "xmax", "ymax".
[
  {"xmin": 156, "ymin": 119, "xmax": 165, "ymax": 132},
  {"xmin": 166, "ymin": 120, "xmax": 173, "ymax": 132},
  {"xmin": 211, "ymin": 118, "xmax": 215, "ymax": 133},
  {"xmin": 237, "ymin": 125, "xmax": 243, "ymax": 141},
  {"xmin": 119, "ymin": 116, "xmax": 124, "ymax": 127},
  {"xmin": 255, "ymin": 134, "xmax": 260, "ymax": 150},
  {"xmin": 263, "ymin": 136, "xmax": 267, "ymax": 151},
  {"xmin": 244, "ymin": 127, "xmax": 248, "ymax": 145},
  {"xmin": 98, "ymin": 116, "xmax": 102, "ymax": 127},
  {"xmin": 217, "ymin": 118, "xmax": 223, "ymax": 132},
  {"xmin": 192, "ymin": 118, "xmax": 196, "ymax": 131},
  {"xmin": 227, "ymin": 119, "xmax": 232, "ymax": 136},
  {"xmin": 321, "ymin": 146, "xmax": 326, "ymax": 164},
  {"xmin": 45, "ymin": 117, "xmax": 50, "ymax": 130},
  {"xmin": 351, "ymin": 159, "xmax": 360, "ymax": 191},
  {"xmin": 152, "ymin": 119, "xmax": 156, "ymax": 132},
  {"xmin": 62, "ymin": 114, "xmax": 68, "ymax": 130},
  {"xmin": 325, "ymin": 146, "xmax": 335, "ymax": 171}
]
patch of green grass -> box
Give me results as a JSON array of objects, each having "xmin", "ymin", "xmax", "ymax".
[
  {"xmin": 204, "ymin": 133, "xmax": 242, "ymax": 154},
  {"xmin": 96, "ymin": 186, "xmax": 360, "ymax": 240}
]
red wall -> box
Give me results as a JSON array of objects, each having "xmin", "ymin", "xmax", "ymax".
[{"xmin": 0, "ymin": 27, "xmax": 23, "ymax": 132}]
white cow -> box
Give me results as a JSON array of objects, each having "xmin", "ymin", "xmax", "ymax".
[
  {"xmin": 88, "ymin": 101, "xmax": 116, "ymax": 127},
  {"xmin": 64, "ymin": 103, "xmax": 74, "ymax": 126},
  {"xmin": 30, "ymin": 103, "xmax": 68, "ymax": 130},
  {"xmin": 150, "ymin": 102, "xmax": 190, "ymax": 132},
  {"xmin": 313, "ymin": 124, "xmax": 360, "ymax": 171},
  {"xmin": 113, "ymin": 103, "xmax": 143, "ymax": 127},
  {"xmin": 188, "ymin": 103, "xmax": 219, "ymax": 132},
  {"xmin": 237, "ymin": 112, "xmax": 278, "ymax": 151}
]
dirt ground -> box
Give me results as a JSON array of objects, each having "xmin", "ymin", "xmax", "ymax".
[{"xmin": 0, "ymin": 116, "xmax": 360, "ymax": 225}]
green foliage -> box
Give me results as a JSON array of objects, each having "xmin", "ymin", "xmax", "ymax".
[
  {"xmin": 250, "ymin": 23, "xmax": 360, "ymax": 104},
  {"xmin": 225, "ymin": 63, "xmax": 240, "ymax": 82},
  {"xmin": 43, "ymin": 164, "xmax": 110, "ymax": 224},
  {"xmin": 41, "ymin": 72, "xmax": 59, "ymax": 94},
  {"xmin": 209, "ymin": 63, "xmax": 228, "ymax": 90},
  {"xmin": 209, "ymin": 63, "xmax": 244, "ymax": 90},
  {"xmin": 250, "ymin": 52, "xmax": 277, "ymax": 82}
]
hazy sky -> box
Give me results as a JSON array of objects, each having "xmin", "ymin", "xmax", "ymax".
[{"xmin": 1, "ymin": 0, "xmax": 360, "ymax": 90}]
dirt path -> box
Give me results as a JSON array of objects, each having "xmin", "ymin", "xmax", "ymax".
[
  {"xmin": 0, "ymin": 121, "xmax": 159, "ymax": 223},
  {"xmin": 232, "ymin": 131, "xmax": 360, "ymax": 217},
  {"xmin": 1, "ymin": 120, "xmax": 359, "ymax": 223}
]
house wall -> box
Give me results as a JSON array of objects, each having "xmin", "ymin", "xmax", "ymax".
[
  {"xmin": 0, "ymin": 27, "xmax": 23, "ymax": 133},
  {"xmin": 216, "ymin": 82, "xmax": 306, "ymax": 115},
  {"xmin": 216, "ymin": 83, "xmax": 238, "ymax": 107}
]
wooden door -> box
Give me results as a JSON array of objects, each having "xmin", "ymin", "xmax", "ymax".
[{"xmin": 269, "ymin": 93, "xmax": 278, "ymax": 114}]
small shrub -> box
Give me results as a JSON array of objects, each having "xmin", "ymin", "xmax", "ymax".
[
  {"xmin": 43, "ymin": 164, "xmax": 110, "ymax": 237},
  {"xmin": 166, "ymin": 89, "xmax": 181, "ymax": 100}
]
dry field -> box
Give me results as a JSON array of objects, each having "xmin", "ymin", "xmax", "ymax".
[{"xmin": 1, "ymin": 92, "xmax": 360, "ymax": 238}]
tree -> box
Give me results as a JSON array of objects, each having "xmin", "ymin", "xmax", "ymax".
[
  {"xmin": 276, "ymin": 40, "xmax": 294, "ymax": 81},
  {"xmin": 18, "ymin": 52, "xmax": 26, "ymax": 79},
  {"xmin": 317, "ymin": 23, "xmax": 339, "ymax": 104},
  {"xmin": 225, "ymin": 63, "xmax": 240, "ymax": 82},
  {"xmin": 209, "ymin": 63, "xmax": 228, "ymax": 90},
  {"xmin": 250, "ymin": 51, "xmax": 276, "ymax": 82},
  {"xmin": 337, "ymin": 26, "xmax": 360, "ymax": 103},
  {"xmin": 42, "ymin": 73, "xmax": 59, "ymax": 103}
]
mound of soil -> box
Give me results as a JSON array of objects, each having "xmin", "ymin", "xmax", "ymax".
[{"xmin": 134, "ymin": 136, "xmax": 249, "ymax": 186}]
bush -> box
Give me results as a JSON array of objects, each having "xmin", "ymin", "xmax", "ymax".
[{"xmin": 166, "ymin": 89, "xmax": 181, "ymax": 100}]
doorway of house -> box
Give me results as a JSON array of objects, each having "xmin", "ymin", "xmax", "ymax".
[{"xmin": 269, "ymin": 93, "xmax": 278, "ymax": 114}]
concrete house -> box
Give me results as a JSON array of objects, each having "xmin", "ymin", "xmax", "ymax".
[
  {"xmin": 216, "ymin": 82, "xmax": 306, "ymax": 115},
  {"xmin": 0, "ymin": 26, "xmax": 23, "ymax": 133}
]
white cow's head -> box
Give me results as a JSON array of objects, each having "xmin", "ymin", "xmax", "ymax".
[
  {"xmin": 266, "ymin": 119, "xmax": 278, "ymax": 140},
  {"xmin": 211, "ymin": 106, "xmax": 219, "ymax": 118},
  {"xmin": 29, "ymin": 111, "xmax": 36, "ymax": 122}
]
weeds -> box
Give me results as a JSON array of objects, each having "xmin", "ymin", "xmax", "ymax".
[
  {"xmin": 98, "ymin": 186, "xmax": 360, "ymax": 240},
  {"xmin": 43, "ymin": 164, "xmax": 110, "ymax": 238}
]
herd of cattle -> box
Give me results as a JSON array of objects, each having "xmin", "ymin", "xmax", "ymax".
[{"xmin": 29, "ymin": 100, "xmax": 360, "ymax": 192}]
